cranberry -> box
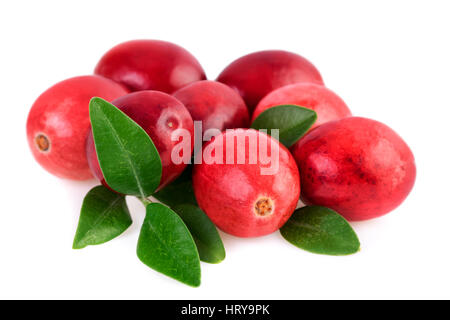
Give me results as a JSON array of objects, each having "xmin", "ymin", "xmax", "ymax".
[
  {"xmin": 173, "ymin": 80, "xmax": 249, "ymax": 135},
  {"xmin": 95, "ymin": 40, "xmax": 206, "ymax": 93},
  {"xmin": 292, "ymin": 117, "xmax": 416, "ymax": 221},
  {"xmin": 252, "ymin": 83, "xmax": 351, "ymax": 128},
  {"xmin": 216, "ymin": 50, "xmax": 323, "ymax": 112},
  {"xmin": 193, "ymin": 129, "xmax": 300, "ymax": 237},
  {"xmin": 26, "ymin": 75, "xmax": 128, "ymax": 180},
  {"xmin": 86, "ymin": 90, "xmax": 194, "ymax": 190}
]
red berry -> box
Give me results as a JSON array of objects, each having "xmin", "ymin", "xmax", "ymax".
[
  {"xmin": 291, "ymin": 117, "xmax": 416, "ymax": 221},
  {"xmin": 26, "ymin": 75, "xmax": 128, "ymax": 180},
  {"xmin": 252, "ymin": 83, "xmax": 351, "ymax": 127},
  {"xmin": 95, "ymin": 40, "xmax": 206, "ymax": 93},
  {"xmin": 86, "ymin": 90, "xmax": 194, "ymax": 190},
  {"xmin": 193, "ymin": 129, "xmax": 300, "ymax": 237},
  {"xmin": 173, "ymin": 80, "xmax": 249, "ymax": 135},
  {"xmin": 216, "ymin": 50, "xmax": 323, "ymax": 112}
]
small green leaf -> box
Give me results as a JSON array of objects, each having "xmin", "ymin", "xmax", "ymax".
[
  {"xmin": 153, "ymin": 165, "xmax": 197, "ymax": 207},
  {"xmin": 73, "ymin": 185, "xmax": 132, "ymax": 249},
  {"xmin": 89, "ymin": 97, "xmax": 162, "ymax": 197},
  {"xmin": 251, "ymin": 105, "xmax": 317, "ymax": 148},
  {"xmin": 137, "ymin": 203, "xmax": 201, "ymax": 287},
  {"xmin": 280, "ymin": 206, "xmax": 360, "ymax": 256},
  {"xmin": 173, "ymin": 204, "xmax": 225, "ymax": 264}
]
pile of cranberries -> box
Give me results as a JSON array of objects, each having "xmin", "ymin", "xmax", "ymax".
[{"xmin": 26, "ymin": 39, "xmax": 416, "ymax": 238}]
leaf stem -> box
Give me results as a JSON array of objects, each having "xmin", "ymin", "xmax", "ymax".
[{"xmin": 139, "ymin": 197, "xmax": 152, "ymax": 207}]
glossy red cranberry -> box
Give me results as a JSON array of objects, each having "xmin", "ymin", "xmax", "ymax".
[
  {"xmin": 173, "ymin": 80, "xmax": 249, "ymax": 135},
  {"xmin": 86, "ymin": 90, "xmax": 194, "ymax": 190},
  {"xmin": 193, "ymin": 129, "xmax": 300, "ymax": 237},
  {"xmin": 26, "ymin": 75, "xmax": 128, "ymax": 180},
  {"xmin": 292, "ymin": 117, "xmax": 416, "ymax": 221},
  {"xmin": 95, "ymin": 40, "xmax": 206, "ymax": 93},
  {"xmin": 252, "ymin": 83, "xmax": 351, "ymax": 128},
  {"xmin": 216, "ymin": 50, "xmax": 324, "ymax": 112}
]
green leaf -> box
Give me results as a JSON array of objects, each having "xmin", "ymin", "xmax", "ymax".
[
  {"xmin": 173, "ymin": 204, "xmax": 225, "ymax": 264},
  {"xmin": 73, "ymin": 185, "xmax": 132, "ymax": 249},
  {"xmin": 280, "ymin": 206, "xmax": 360, "ymax": 256},
  {"xmin": 137, "ymin": 203, "xmax": 201, "ymax": 287},
  {"xmin": 251, "ymin": 104, "xmax": 317, "ymax": 148},
  {"xmin": 153, "ymin": 165, "xmax": 197, "ymax": 207},
  {"xmin": 89, "ymin": 97, "xmax": 162, "ymax": 197}
]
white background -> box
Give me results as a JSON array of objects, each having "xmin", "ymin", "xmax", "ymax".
[{"xmin": 0, "ymin": 0, "xmax": 449, "ymax": 299}]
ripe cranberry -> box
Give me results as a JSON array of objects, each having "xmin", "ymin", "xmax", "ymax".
[
  {"xmin": 86, "ymin": 90, "xmax": 194, "ymax": 190},
  {"xmin": 193, "ymin": 129, "xmax": 300, "ymax": 237},
  {"xmin": 252, "ymin": 83, "xmax": 352, "ymax": 128},
  {"xmin": 216, "ymin": 50, "xmax": 324, "ymax": 112},
  {"xmin": 173, "ymin": 80, "xmax": 249, "ymax": 135},
  {"xmin": 95, "ymin": 40, "xmax": 206, "ymax": 93},
  {"xmin": 292, "ymin": 117, "xmax": 416, "ymax": 221},
  {"xmin": 26, "ymin": 75, "xmax": 128, "ymax": 180}
]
